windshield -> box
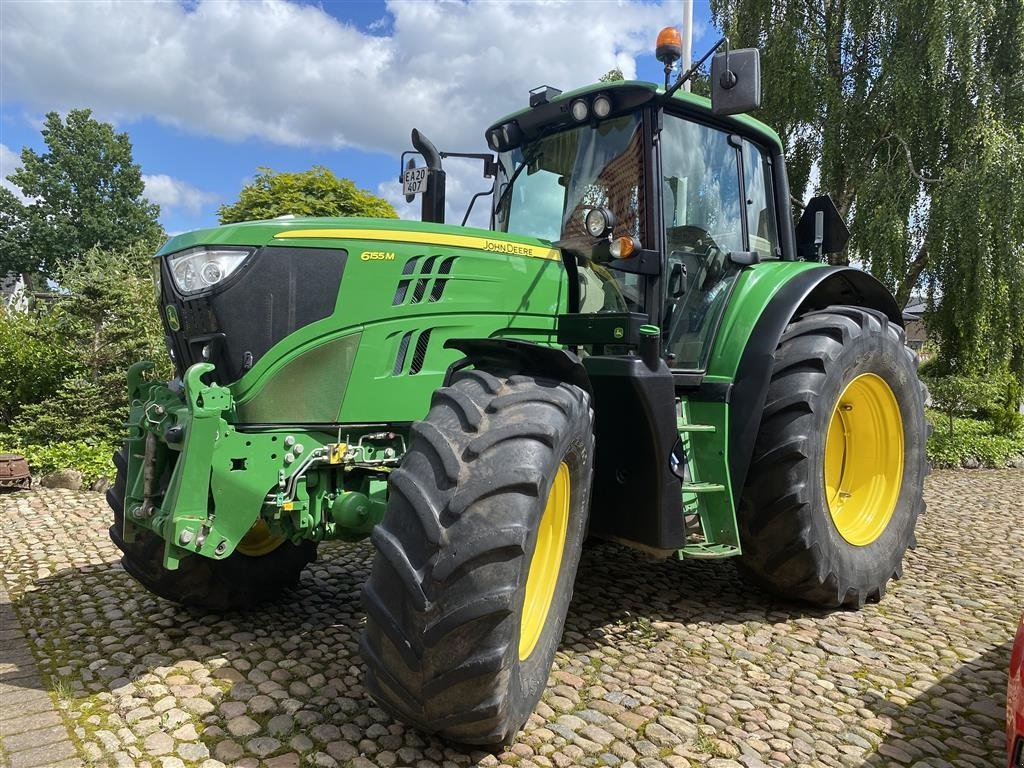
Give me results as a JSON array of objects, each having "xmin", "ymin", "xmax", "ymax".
[{"xmin": 494, "ymin": 112, "xmax": 645, "ymax": 245}]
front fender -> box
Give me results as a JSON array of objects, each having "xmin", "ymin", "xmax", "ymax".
[{"xmin": 443, "ymin": 337, "xmax": 592, "ymax": 394}]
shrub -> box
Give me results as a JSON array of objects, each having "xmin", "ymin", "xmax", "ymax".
[
  {"xmin": 0, "ymin": 305, "xmax": 77, "ymax": 426},
  {"xmin": 0, "ymin": 439, "xmax": 115, "ymax": 486},
  {"xmin": 924, "ymin": 374, "xmax": 1002, "ymax": 434},
  {"xmin": 926, "ymin": 409, "xmax": 1024, "ymax": 468}
]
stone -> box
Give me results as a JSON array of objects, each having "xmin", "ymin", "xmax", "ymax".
[
  {"xmin": 143, "ymin": 731, "xmax": 174, "ymax": 755},
  {"xmin": 226, "ymin": 715, "xmax": 261, "ymax": 737},
  {"xmin": 39, "ymin": 469, "xmax": 83, "ymax": 489}
]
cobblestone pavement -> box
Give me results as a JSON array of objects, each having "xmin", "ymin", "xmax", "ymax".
[{"xmin": 0, "ymin": 470, "xmax": 1021, "ymax": 768}]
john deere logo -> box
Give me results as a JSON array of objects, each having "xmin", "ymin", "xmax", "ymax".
[
  {"xmin": 361, "ymin": 251, "xmax": 396, "ymax": 261},
  {"xmin": 165, "ymin": 305, "xmax": 180, "ymax": 332},
  {"xmin": 613, "ymin": 326, "xmax": 624, "ymax": 339}
]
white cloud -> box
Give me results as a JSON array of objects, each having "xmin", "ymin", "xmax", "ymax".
[
  {"xmin": 0, "ymin": 143, "xmax": 28, "ymax": 202},
  {"xmin": 142, "ymin": 173, "xmax": 217, "ymax": 215},
  {"xmin": 0, "ymin": 0, "xmax": 679, "ymax": 157}
]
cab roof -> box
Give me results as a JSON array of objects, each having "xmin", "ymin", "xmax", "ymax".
[{"xmin": 486, "ymin": 79, "xmax": 783, "ymax": 154}]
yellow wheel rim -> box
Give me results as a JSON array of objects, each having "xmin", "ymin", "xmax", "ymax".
[
  {"xmin": 518, "ymin": 461, "xmax": 570, "ymax": 661},
  {"xmin": 824, "ymin": 373, "xmax": 904, "ymax": 546},
  {"xmin": 235, "ymin": 519, "xmax": 286, "ymax": 557}
]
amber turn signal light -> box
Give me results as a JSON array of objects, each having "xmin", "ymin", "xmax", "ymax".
[{"xmin": 610, "ymin": 236, "xmax": 636, "ymax": 259}]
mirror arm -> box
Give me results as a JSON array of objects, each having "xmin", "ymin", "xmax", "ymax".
[
  {"xmin": 461, "ymin": 189, "xmax": 494, "ymax": 227},
  {"xmin": 607, "ymin": 249, "xmax": 662, "ymax": 276},
  {"xmin": 666, "ymin": 36, "xmax": 728, "ymax": 98}
]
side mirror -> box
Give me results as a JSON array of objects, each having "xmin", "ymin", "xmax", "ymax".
[
  {"xmin": 795, "ymin": 195, "xmax": 851, "ymax": 261},
  {"xmin": 711, "ymin": 48, "xmax": 761, "ymax": 116}
]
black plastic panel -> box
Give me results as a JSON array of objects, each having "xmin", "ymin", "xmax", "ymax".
[
  {"xmin": 163, "ymin": 246, "xmax": 346, "ymax": 382},
  {"xmin": 583, "ymin": 355, "xmax": 684, "ymax": 550}
]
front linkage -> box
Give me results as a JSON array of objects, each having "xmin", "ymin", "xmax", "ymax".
[{"xmin": 121, "ymin": 361, "xmax": 405, "ymax": 571}]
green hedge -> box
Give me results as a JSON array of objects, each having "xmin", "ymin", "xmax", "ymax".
[
  {"xmin": 926, "ymin": 410, "xmax": 1024, "ymax": 469},
  {"xmin": 0, "ymin": 440, "xmax": 115, "ymax": 487}
]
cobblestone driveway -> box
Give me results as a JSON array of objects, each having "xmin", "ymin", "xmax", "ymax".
[{"xmin": 1, "ymin": 470, "xmax": 1021, "ymax": 768}]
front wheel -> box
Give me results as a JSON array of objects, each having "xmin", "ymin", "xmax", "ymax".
[
  {"xmin": 737, "ymin": 306, "xmax": 928, "ymax": 608},
  {"xmin": 360, "ymin": 370, "xmax": 595, "ymax": 746}
]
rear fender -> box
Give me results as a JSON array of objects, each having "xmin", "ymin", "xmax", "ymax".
[{"xmin": 727, "ymin": 266, "xmax": 903, "ymax": 501}]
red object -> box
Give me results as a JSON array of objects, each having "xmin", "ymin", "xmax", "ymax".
[{"xmin": 1010, "ymin": 613, "xmax": 1024, "ymax": 767}]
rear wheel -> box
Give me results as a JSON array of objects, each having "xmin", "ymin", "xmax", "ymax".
[
  {"xmin": 360, "ymin": 370, "xmax": 595, "ymax": 746},
  {"xmin": 737, "ymin": 306, "xmax": 927, "ymax": 608},
  {"xmin": 107, "ymin": 446, "xmax": 316, "ymax": 611}
]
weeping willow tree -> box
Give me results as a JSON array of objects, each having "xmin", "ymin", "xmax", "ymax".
[{"xmin": 711, "ymin": 0, "xmax": 1024, "ymax": 379}]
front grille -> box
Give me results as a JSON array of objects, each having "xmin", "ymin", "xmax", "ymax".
[{"xmin": 162, "ymin": 246, "xmax": 347, "ymax": 382}]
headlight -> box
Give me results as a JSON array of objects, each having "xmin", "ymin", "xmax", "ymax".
[
  {"xmin": 593, "ymin": 94, "xmax": 612, "ymax": 118},
  {"xmin": 570, "ymin": 99, "xmax": 589, "ymax": 121},
  {"xmin": 167, "ymin": 247, "xmax": 254, "ymax": 295}
]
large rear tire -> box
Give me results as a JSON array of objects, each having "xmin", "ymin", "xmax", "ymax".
[
  {"xmin": 360, "ymin": 370, "xmax": 595, "ymax": 746},
  {"xmin": 107, "ymin": 446, "xmax": 316, "ymax": 612},
  {"xmin": 737, "ymin": 306, "xmax": 927, "ymax": 608}
]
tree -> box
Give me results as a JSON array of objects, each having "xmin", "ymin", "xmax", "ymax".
[
  {"xmin": 711, "ymin": 0, "xmax": 1024, "ymax": 381},
  {"xmin": 219, "ymin": 166, "xmax": 397, "ymax": 224},
  {"xmin": 1, "ymin": 109, "xmax": 164, "ymax": 280},
  {"xmin": 599, "ymin": 68, "xmax": 625, "ymax": 82},
  {"xmin": 1, "ymin": 243, "xmax": 171, "ymax": 445}
]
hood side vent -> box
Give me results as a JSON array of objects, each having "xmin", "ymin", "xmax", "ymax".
[
  {"xmin": 392, "ymin": 331, "xmax": 413, "ymax": 375},
  {"xmin": 393, "ymin": 254, "xmax": 459, "ymax": 305},
  {"xmin": 409, "ymin": 329, "xmax": 432, "ymax": 375}
]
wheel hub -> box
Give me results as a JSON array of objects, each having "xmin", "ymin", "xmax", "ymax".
[
  {"xmin": 236, "ymin": 518, "xmax": 286, "ymax": 557},
  {"xmin": 824, "ymin": 373, "xmax": 904, "ymax": 546}
]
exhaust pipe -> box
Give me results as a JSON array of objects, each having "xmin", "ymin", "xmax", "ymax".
[{"xmin": 411, "ymin": 129, "xmax": 446, "ymax": 224}]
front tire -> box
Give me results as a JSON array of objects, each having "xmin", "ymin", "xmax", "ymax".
[
  {"xmin": 360, "ymin": 370, "xmax": 595, "ymax": 746},
  {"xmin": 737, "ymin": 306, "xmax": 927, "ymax": 608},
  {"xmin": 107, "ymin": 446, "xmax": 316, "ymax": 611}
]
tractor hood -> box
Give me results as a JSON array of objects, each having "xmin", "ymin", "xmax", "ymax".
[
  {"xmin": 157, "ymin": 216, "xmax": 560, "ymax": 260},
  {"xmin": 153, "ymin": 217, "xmax": 567, "ymax": 425}
]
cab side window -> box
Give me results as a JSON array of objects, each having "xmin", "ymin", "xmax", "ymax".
[{"xmin": 742, "ymin": 141, "xmax": 780, "ymax": 260}]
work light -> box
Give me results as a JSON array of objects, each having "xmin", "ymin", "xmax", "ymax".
[
  {"xmin": 167, "ymin": 247, "xmax": 255, "ymax": 295},
  {"xmin": 570, "ymin": 99, "xmax": 589, "ymax": 122},
  {"xmin": 593, "ymin": 95, "xmax": 612, "ymax": 118},
  {"xmin": 584, "ymin": 208, "xmax": 613, "ymax": 238}
]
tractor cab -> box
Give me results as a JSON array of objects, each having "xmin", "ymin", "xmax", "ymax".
[
  {"xmin": 406, "ymin": 42, "xmax": 786, "ymax": 374},
  {"xmin": 486, "ymin": 79, "xmax": 780, "ymax": 372},
  {"xmin": 486, "ymin": 40, "xmax": 779, "ymax": 363}
]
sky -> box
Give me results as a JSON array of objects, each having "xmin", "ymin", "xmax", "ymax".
[{"xmin": 0, "ymin": 0, "xmax": 718, "ymax": 235}]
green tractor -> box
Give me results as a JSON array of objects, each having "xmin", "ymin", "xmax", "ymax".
[{"xmin": 108, "ymin": 38, "xmax": 927, "ymax": 746}]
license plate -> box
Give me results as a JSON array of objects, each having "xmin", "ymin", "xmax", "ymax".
[{"xmin": 402, "ymin": 166, "xmax": 430, "ymax": 196}]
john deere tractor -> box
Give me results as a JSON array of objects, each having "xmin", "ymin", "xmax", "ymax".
[{"xmin": 108, "ymin": 37, "xmax": 927, "ymax": 746}]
